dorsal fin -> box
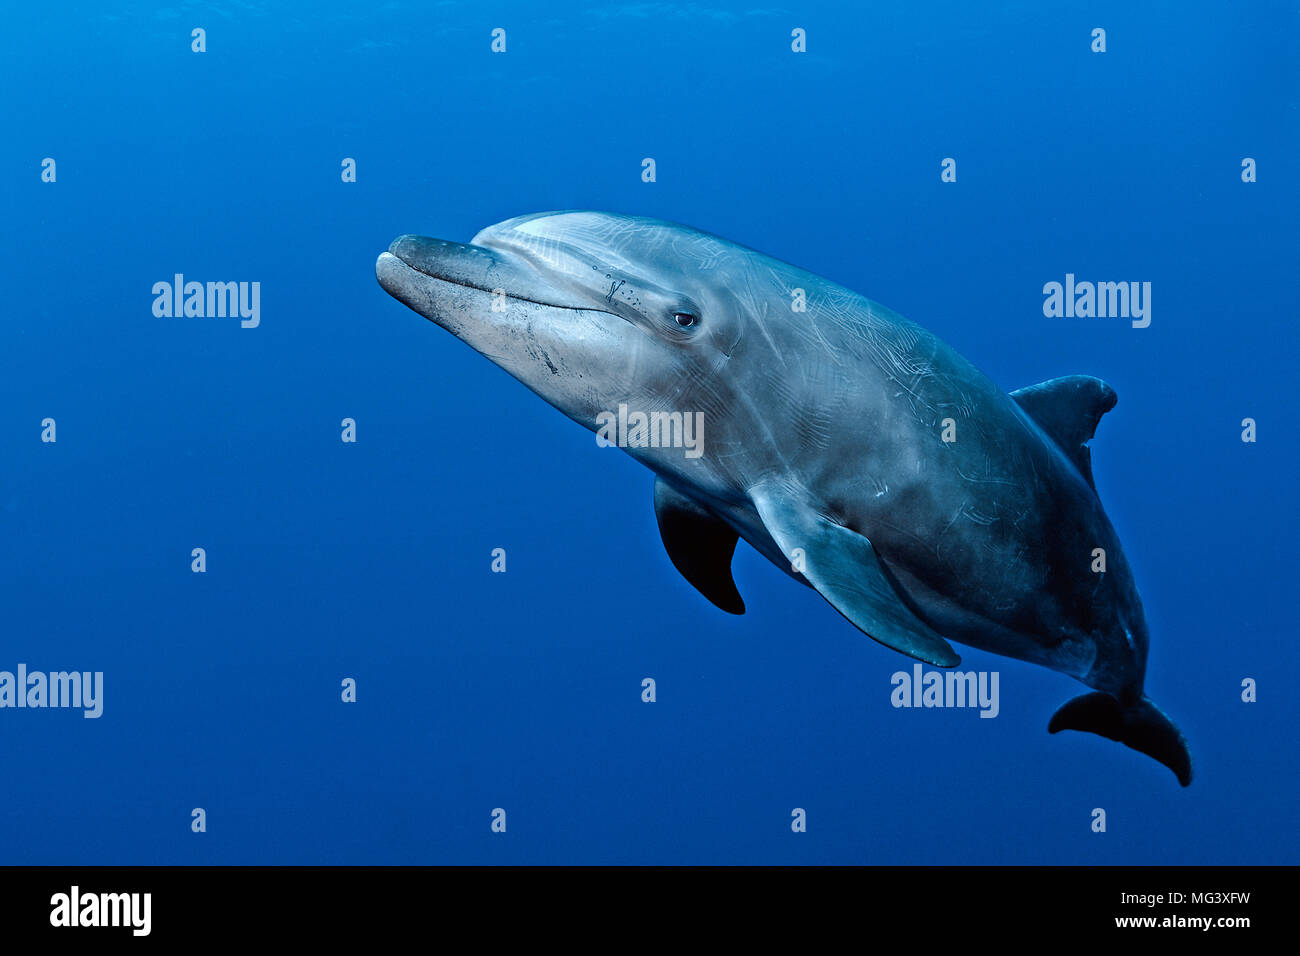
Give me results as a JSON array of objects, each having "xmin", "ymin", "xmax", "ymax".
[{"xmin": 1010, "ymin": 375, "xmax": 1117, "ymax": 491}]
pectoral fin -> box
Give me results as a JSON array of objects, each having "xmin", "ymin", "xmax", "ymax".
[
  {"xmin": 654, "ymin": 477, "xmax": 745, "ymax": 614},
  {"xmin": 750, "ymin": 481, "xmax": 960, "ymax": 666}
]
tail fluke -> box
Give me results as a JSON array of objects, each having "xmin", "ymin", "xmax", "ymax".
[{"xmin": 1049, "ymin": 692, "xmax": 1193, "ymax": 786}]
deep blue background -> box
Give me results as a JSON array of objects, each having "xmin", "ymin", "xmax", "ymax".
[{"xmin": 2, "ymin": 1, "xmax": 1296, "ymax": 863}]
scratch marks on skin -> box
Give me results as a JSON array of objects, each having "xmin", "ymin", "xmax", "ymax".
[
  {"xmin": 789, "ymin": 399, "xmax": 836, "ymax": 451},
  {"xmin": 1091, "ymin": 569, "xmax": 1106, "ymax": 601},
  {"xmin": 516, "ymin": 313, "xmax": 562, "ymax": 376},
  {"xmin": 807, "ymin": 292, "xmax": 954, "ymax": 423},
  {"xmin": 938, "ymin": 508, "xmax": 965, "ymax": 544},
  {"xmin": 960, "ymin": 505, "xmax": 998, "ymax": 526},
  {"xmin": 931, "ymin": 384, "xmax": 977, "ymax": 422},
  {"xmin": 805, "ymin": 313, "xmax": 853, "ymax": 370},
  {"xmin": 955, "ymin": 465, "xmax": 1020, "ymax": 488},
  {"xmin": 728, "ymin": 268, "xmax": 787, "ymax": 371},
  {"xmin": 675, "ymin": 233, "xmax": 729, "ymax": 272},
  {"xmin": 873, "ymin": 514, "xmax": 945, "ymax": 563}
]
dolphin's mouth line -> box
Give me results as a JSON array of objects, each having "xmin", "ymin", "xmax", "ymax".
[{"xmin": 382, "ymin": 246, "xmax": 616, "ymax": 317}]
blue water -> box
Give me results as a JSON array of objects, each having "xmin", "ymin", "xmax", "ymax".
[{"xmin": 2, "ymin": 2, "xmax": 1296, "ymax": 864}]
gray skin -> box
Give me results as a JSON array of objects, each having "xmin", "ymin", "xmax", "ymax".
[{"xmin": 376, "ymin": 210, "xmax": 1191, "ymax": 785}]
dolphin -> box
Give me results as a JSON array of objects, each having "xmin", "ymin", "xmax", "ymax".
[{"xmin": 375, "ymin": 211, "xmax": 1193, "ymax": 786}]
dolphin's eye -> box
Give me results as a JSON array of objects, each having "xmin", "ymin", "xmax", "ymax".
[{"xmin": 673, "ymin": 311, "xmax": 698, "ymax": 328}]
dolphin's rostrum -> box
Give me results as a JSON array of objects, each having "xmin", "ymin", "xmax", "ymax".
[{"xmin": 376, "ymin": 211, "xmax": 1193, "ymax": 786}]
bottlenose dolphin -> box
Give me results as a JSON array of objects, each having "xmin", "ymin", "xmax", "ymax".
[{"xmin": 375, "ymin": 211, "xmax": 1193, "ymax": 785}]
